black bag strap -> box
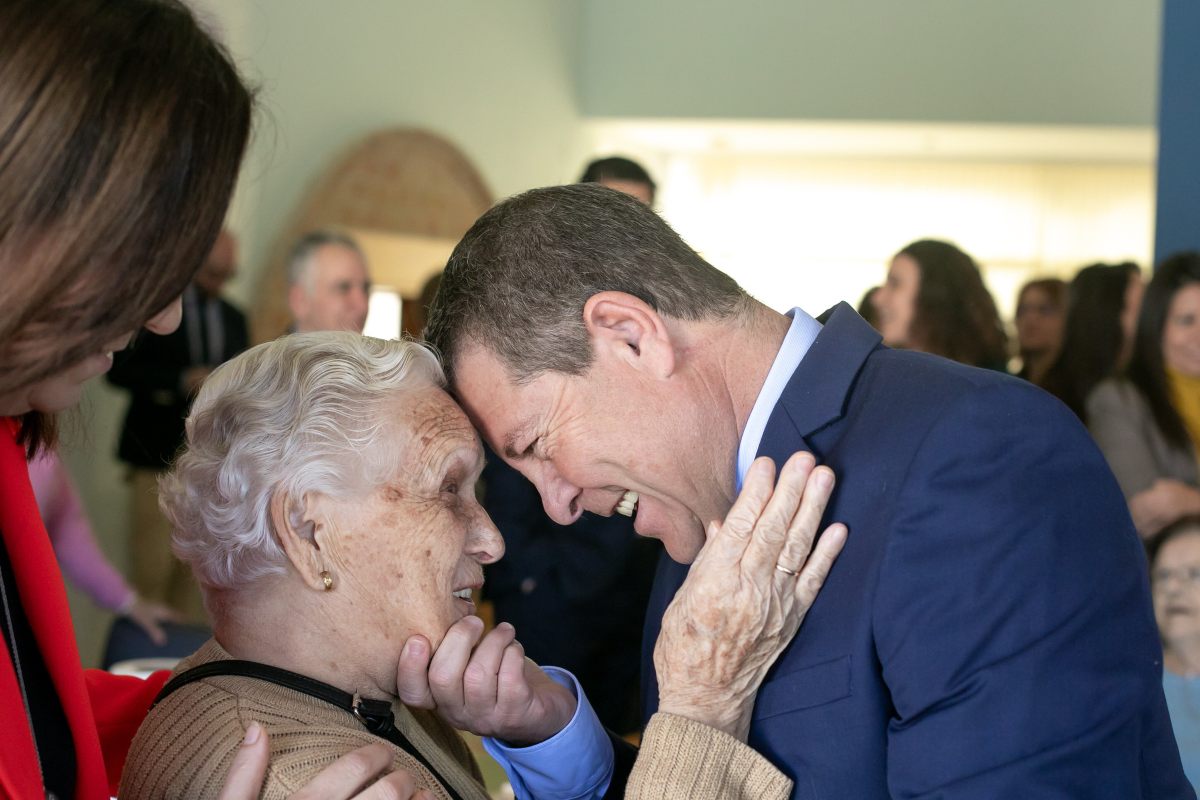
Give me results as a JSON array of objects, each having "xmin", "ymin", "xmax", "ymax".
[{"xmin": 155, "ymin": 659, "xmax": 465, "ymax": 800}]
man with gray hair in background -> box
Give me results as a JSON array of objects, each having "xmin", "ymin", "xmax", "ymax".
[{"xmin": 286, "ymin": 229, "xmax": 372, "ymax": 334}]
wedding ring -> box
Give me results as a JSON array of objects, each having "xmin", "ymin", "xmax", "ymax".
[{"xmin": 775, "ymin": 563, "xmax": 801, "ymax": 577}]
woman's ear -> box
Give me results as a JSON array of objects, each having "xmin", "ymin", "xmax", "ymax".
[
  {"xmin": 269, "ymin": 491, "xmax": 330, "ymax": 592},
  {"xmin": 582, "ymin": 291, "xmax": 676, "ymax": 378}
]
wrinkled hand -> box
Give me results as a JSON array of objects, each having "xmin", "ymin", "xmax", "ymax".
[
  {"xmin": 397, "ymin": 616, "xmax": 577, "ymax": 746},
  {"xmin": 124, "ymin": 596, "xmax": 179, "ymax": 646},
  {"xmin": 655, "ymin": 452, "xmax": 847, "ymax": 742},
  {"xmin": 1130, "ymin": 479, "xmax": 1200, "ymax": 539},
  {"xmin": 218, "ymin": 723, "xmax": 433, "ymax": 800}
]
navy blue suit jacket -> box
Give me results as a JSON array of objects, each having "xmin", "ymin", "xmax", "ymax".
[{"xmin": 643, "ymin": 304, "xmax": 1191, "ymax": 799}]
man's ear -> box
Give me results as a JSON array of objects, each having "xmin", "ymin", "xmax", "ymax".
[
  {"xmin": 269, "ymin": 490, "xmax": 329, "ymax": 592},
  {"xmin": 582, "ymin": 291, "xmax": 675, "ymax": 378}
]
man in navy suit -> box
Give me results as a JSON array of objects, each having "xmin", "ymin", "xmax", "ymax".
[{"xmin": 425, "ymin": 184, "xmax": 1192, "ymax": 798}]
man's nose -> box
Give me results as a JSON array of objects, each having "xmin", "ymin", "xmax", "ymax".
[{"xmin": 538, "ymin": 466, "xmax": 583, "ymax": 526}]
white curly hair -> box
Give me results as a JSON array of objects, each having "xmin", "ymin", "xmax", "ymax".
[{"xmin": 160, "ymin": 332, "xmax": 445, "ymax": 589}]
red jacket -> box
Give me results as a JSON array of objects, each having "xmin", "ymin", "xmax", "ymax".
[{"xmin": 0, "ymin": 419, "xmax": 167, "ymax": 799}]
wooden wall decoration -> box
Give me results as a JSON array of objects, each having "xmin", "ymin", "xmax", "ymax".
[{"xmin": 251, "ymin": 128, "xmax": 493, "ymax": 341}]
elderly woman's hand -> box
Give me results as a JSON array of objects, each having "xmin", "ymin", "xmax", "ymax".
[
  {"xmin": 654, "ymin": 452, "xmax": 846, "ymax": 742},
  {"xmin": 218, "ymin": 724, "xmax": 435, "ymax": 799},
  {"xmin": 397, "ymin": 616, "xmax": 578, "ymax": 746}
]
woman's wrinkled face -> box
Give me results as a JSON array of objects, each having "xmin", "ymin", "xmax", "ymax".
[
  {"xmin": 313, "ymin": 386, "xmax": 504, "ymax": 651},
  {"xmin": 0, "ymin": 296, "xmax": 182, "ymax": 416},
  {"xmin": 1163, "ymin": 284, "xmax": 1200, "ymax": 379},
  {"xmin": 1153, "ymin": 531, "xmax": 1200, "ymax": 650},
  {"xmin": 873, "ymin": 254, "xmax": 920, "ymax": 347}
]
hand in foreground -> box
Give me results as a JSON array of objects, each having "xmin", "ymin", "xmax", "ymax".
[
  {"xmin": 655, "ymin": 452, "xmax": 847, "ymax": 743},
  {"xmin": 123, "ymin": 595, "xmax": 179, "ymax": 646},
  {"xmin": 218, "ymin": 723, "xmax": 433, "ymax": 800},
  {"xmin": 397, "ymin": 616, "xmax": 577, "ymax": 746}
]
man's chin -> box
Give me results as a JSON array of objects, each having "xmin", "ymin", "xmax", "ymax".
[{"xmin": 635, "ymin": 510, "xmax": 705, "ymax": 564}]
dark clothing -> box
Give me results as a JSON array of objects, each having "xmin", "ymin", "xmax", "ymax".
[
  {"xmin": 0, "ymin": 533, "xmax": 76, "ymax": 800},
  {"xmin": 643, "ymin": 303, "xmax": 1191, "ymax": 799},
  {"xmin": 482, "ymin": 453, "xmax": 658, "ymax": 734},
  {"xmin": 108, "ymin": 287, "xmax": 247, "ymax": 469}
]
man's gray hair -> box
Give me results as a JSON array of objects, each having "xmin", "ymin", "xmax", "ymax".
[
  {"xmin": 285, "ymin": 229, "xmax": 366, "ymax": 289},
  {"xmin": 161, "ymin": 332, "xmax": 445, "ymax": 589},
  {"xmin": 424, "ymin": 183, "xmax": 749, "ymax": 386}
]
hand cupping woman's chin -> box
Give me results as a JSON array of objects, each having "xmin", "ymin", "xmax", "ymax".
[{"xmin": 396, "ymin": 615, "xmax": 578, "ymax": 747}]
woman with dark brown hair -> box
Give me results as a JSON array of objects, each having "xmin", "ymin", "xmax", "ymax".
[
  {"xmin": 1038, "ymin": 262, "xmax": 1143, "ymax": 422},
  {"xmin": 1088, "ymin": 253, "xmax": 1200, "ymax": 538},
  {"xmin": 0, "ymin": 2, "xmax": 420, "ymax": 798},
  {"xmin": 871, "ymin": 239, "xmax": 1009, "ymax": 369},
  {"xmin": 0, "ymin": 2, "xmax": 255, "ymax": 795},
  {"xmin": 1014, "ymin": 278, "xmax": 1068, "ymax": 384}
]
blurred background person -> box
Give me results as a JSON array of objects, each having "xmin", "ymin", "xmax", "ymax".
[
  {"xmin": 1014, "ymin": 277, "xmax": 1068, "ymax": 383},
  {"xmin": 108, "ymin": 229, "xmax": 248, "ymax": 623},
  {"xmin": 286, "ymin": 229, "xmax": 372, "ymax": 334},
  {"xmin": 871, "ymin": 238, "xmax": 1009, "ymax": 369},
  {"xmin": 1039, "ymin": 261, "xmax": 1142, "ymax": 422},
  {"xmin": 579, "ymin": 155, "xmax": 656, "ymax": 205},
  {"xmin": 1150, "ymin": 517, "xmax": 1200, "ymax": 791},
  {"xmin": 29, "ymin": 449, "xmax": 177, "ymax": 645},
  {"xmin": 857, "ymin": 285, "xmax": 882, "ymax": 331},
  {"xmin": 1089, "ymin": 253, "xmax": 1200, "ymax": 538}
]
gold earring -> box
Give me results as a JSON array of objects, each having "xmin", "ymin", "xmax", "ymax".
[{"xmin": 320, "ymin": 571, "xmax": 333, "ymax": 591}]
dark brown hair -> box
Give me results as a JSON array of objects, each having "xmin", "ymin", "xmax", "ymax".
[
  {"xmin": 426, "ymin": 183, "xmax": 747, "ymax": 385},
  {"xmin": 1128, "ymin": 252, "xmax": 1200, "ymax": 449},
  {"xmin": 1039, "ymin": 262, "xmax": 1140, "ymax": 422},
  {"xmin": 899, "ymin": 239, "xmax": 1008, "ymax": 368},
  {"xmin": 0, "ymin": 0, "xmax": 254, "ymax": 454}
]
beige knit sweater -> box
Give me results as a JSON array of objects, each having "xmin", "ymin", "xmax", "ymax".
[{"xmin": 120, "ymin": 639, "xmax": 791, "ymax": 799}]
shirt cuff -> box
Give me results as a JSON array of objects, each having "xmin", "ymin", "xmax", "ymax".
[{"xmin": 483, "ymin": 667, "xmax": 614, "ymax": 800}]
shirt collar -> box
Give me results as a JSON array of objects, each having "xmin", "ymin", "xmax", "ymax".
[{"xmin": 736, "ymin": 307, "xmax": 822, "ymax": 491}]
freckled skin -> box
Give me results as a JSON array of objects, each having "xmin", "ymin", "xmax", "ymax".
[{"xmin": 311, "ymin": 387, "xmax": 504, "ymax": 654}]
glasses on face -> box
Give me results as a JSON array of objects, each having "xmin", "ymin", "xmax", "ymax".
[{"xmin": 1153, "ymin": 566, "xmax": 1200, "ymax": 587}]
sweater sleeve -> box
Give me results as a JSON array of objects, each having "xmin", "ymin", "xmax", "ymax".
[
  {"xmin": 1086, "ymin": 381, "xmax": 1163, "ymax": 498},
  {"xmin": 625, "ymin": 713, "xmax": 792, "ymax": 800}
]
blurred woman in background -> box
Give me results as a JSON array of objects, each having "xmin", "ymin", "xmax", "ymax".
[
  {"xmin": 1038, "ymin": 262, "xmax": 1142, "ymax": 421},
  {"xmin": 1088, "ymin": 253, "xmax": 1200, "ymax": 538},
  {"xmin": 1014, "ymin": 278, "xmax": 1068, "ymax": 384},
  {"xmin": 872, "ymin": 239, "xmax": 1008, "ymax": 369}
]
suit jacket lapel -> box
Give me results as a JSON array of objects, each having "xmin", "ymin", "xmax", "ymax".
[{"xmin": 757, "ymin": 302, "xmax": 882, "ymax": 461}]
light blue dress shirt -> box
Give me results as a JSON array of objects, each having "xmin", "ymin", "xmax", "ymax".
[
  {"xmin": 483, "ymin": 667, "xmax": 614, "ymax": 798},
  {"xmin": 1163, "ymin": 671, "xmax": 1200, "ymax": 792},
  {"xmin": 484, "ymin": 306, "xmax": 821, "ymax": 798},
  {"xmin": 736, "ymin": 308, "xmax": 823, "ymax": 491}
]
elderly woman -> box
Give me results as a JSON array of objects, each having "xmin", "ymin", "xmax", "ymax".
[
  {"xmin": 121, "ymin": 332, "xmax": 844, "ymax": 800},
  {"xmin": 1150, "ymin": 518, "xmax": 1200, "ymax": 791}
]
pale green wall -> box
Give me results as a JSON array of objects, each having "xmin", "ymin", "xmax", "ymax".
[
  {"xmin": 232, "ymin": 0, "xmax": 586, "ymax": 298},
  {"xmin": 576, "ymin": 0, "xmax": 1161, "ymax": 125}
]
